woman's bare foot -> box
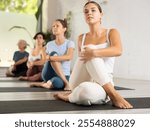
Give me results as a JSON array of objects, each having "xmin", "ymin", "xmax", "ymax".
[
  {"xmin": 18, "ymin": 76, "xmax": 28, "ymax": 81},
  {"xmin": 110, "ymin": 92, "xmax": 133, "ymax": 109},
  {"xmin": 30, "ymin": 82, "xmax": 44, "ymax": 87},
  {"xmin": 103, "ymin": 83, "xmax": 133, "ymax": 109},
  {"xmin": 64, "ymin": 85, "xmax": 71, "ymax": 91},
  {"xmin": 30, "ymin": 80, "xmax": 52, "ymax": 89},
  {"xmin": 41, "ymin": 80, "xmax": 52, "ymax": 89},
  {"xmin": 64, "ymin": 82, "xmax": 71, "ymax": 91},
  {"xmin": 54, "ymin": 92, "xmax": 71, "ymax": 102}
]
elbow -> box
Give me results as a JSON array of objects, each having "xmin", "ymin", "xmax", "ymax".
[
  {"xmin": 67, "ymin": 55, "xmax": 73, "ymax": 60},
  {"xmin": 116, "ymin": 49, "xmax": 122, "ymax": 56},
  {"xmin": 41, "ymin": 59, "xmax": 46, "ymax": 64}
]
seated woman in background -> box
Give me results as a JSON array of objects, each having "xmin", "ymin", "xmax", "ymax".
[
  {"xmin": 18, "ymin": 32, "xmax": 46, "ymax": 81},
  {"xmin": 30, "ymin": 19, "xmax": 75, "ymax": 90},
  {"xmin": 6, "ymin": 39, "xmax": 29, "ymax": 77}
]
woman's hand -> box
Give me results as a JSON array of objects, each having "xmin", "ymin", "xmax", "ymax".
[
  {"xmin": 11, "ymin": 65, "xmax": 16, "ymax": 71},
  {"xmin": 27, "ymin": 62, "xmax": 33, "ymax": 69},
  {"xmin": 79, "ymin": 47, "xmax": 95, "ymax": 62},
  {"xmin": 30, "ymin": 61, "xmax": 34, "ymax": 67},
  {"xmin": 46, "ymin": 55, "xmax": 50, "ymax": 61}
]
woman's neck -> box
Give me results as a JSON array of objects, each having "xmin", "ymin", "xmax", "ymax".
[
  {"xmin": 35, "ymin": 43, "xmax": 43, "ymax": 49},
  {"xmin": 55, "ymin": 35, "xmax": 66, "ymax": 45},
  {"xmin": 88, "ymin": 23, "xmax": 103, "ymax": 37},
  {"xmin": 19, "ymin": 49, "xmax": 25, "ymax": 52}
]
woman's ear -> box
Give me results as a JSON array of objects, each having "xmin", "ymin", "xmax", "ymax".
[{"xmin": 64, "ymin": 27, "xmax": 67, "ymax": 32}]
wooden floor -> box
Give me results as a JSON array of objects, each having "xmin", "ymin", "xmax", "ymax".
[{"xmin": 0, "ymin": 67, "xmax": 150, "ymax": 114}]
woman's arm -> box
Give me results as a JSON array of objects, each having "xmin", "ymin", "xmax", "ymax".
[
  {"xmin": 31, "ymin": 48, "xmax": 46, "ymax": 66},
  {"xmin": 14, "ymin": 57, "xmax": 28, "ymax": 66},
  {"xmin": 80, "ymin": 29, "xmax": 122, "ymax": 61},
  {"xmin": 78, "ymin": 34, "xmax": 84, "ymax": 55},
  {"xmin": 47, "ymin": 48, "xmax": 74, "ymax": 62},
  {"xmin": 93, "ymin": 29, "xmax": 122, "ymax": 57}
]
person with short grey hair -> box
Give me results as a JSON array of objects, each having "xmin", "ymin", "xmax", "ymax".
[{"xmin": 6, "ymin": 39, "xmax": 29, "ymax": 77}]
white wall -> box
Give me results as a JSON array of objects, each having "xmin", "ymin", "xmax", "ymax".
[
  {"xmin": 63, "ymin": 0, "xmax": 150, "ymax": 80},
  {"xmin": 44, "ymin": 0, "xmax": 89, "ymax": 66},
  {"xmin": 42, "ymin": 0, "xmax": 64, "ymax": 32},
  {"xmin": 0, "ymin": 11, "xmax": 37, "ymax": 66},
  {"xmin": 44, "ymin": 0, "xmax": 150, "ymax": 80},
  {"xmin": 106, "ymin": 0, "xmax": 150, "ymax": 80}
]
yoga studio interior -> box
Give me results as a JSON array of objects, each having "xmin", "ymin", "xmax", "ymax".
[{"xmin": 0, "ymin": 0, "xmax": 150, "ymax": 114}]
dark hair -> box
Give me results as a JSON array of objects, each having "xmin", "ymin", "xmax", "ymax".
[
  {"xmin": 56, "ymin": 19, "xmax": 68, "ymax": 28},
  {"xmin": 55, "ymin": 19, "xmax": 68, "ymax": 35},
  {"xmin": 33, "ymin": 32, "xmax": 46, "ymax": 40},
  {"xmin": 84, "ymin": 1, "xmax": 102, "ymax": 13}
]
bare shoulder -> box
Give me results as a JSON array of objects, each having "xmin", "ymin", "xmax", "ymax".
[
  {"xmin": 78, "ymin": 34, "xmax": 84, "ymax": 41},
  {"xmin": 31, "ymin": 48, "xmax": 35, "ymax": 54},
  {"xmin": 108, "ymin": 28, "xmax": 122, "ymax": 46},
  {"xmin": 40, "ymin": 47, "xmax": 46, "ymax": 53},
  {"xmin": 109, "ymin": 28, "xmax": 120, "ymax": 36},
  {"xmin": 78, "ymin": 34, "xmax": 84, "ymax": 52},
  {"xmin": 78, "ymin": 34, "xmax": 85, "ymax": 45}
]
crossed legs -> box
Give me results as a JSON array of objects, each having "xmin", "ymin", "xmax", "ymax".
[
  {"xmin": 50, "ymin": 61, "xmax": 70, "ymax": 90},
  {"xmin": 30, "ymin": 52, "xmax": 70, "ymax": 90},
  {"xmin": 55, "ymin": 57, "xmax": 133, "ymax": 109}
]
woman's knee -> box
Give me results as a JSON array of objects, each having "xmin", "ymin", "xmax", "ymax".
[
  {"xmin": 49, "ymin": 51, "xmax": 58, "ymax": 56},
  {"xmin": 41, "ymin": 62, "xmax": 48, "ymax": 80},
  {"xmin": 51, "ymin": 77, "xmax": 64, "ymax": 89},
  {"xmin": 78, "ymin": 82, "xmax": 107, "ymax": 104}
]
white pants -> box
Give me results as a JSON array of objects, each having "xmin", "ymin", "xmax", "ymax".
[
  {"xmin": 68, "ymin": 45, "xmax": 113, "ymax": 105},
  {"xmin": 69, "ymin": 82, "xmax": 110, "ymax": 105}
]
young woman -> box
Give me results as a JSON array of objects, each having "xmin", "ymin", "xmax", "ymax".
[
  {"xmin": 54, "ymin": 1, "xmax": 133, "ymax": 109},
  {"xmin": 18, "ymin": 32, "xmax": 46, "ymax": 81},
  {"xmin": 30, "ymin": 19, "xmax": 75, "ymax": 90}
]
